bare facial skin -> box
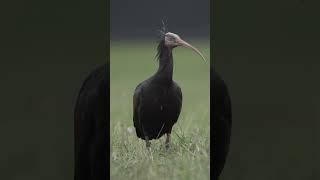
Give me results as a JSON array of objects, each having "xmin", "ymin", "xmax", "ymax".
[{"xmin": 164, "ymin": 32, "xmax": 206, "ymax": 62}]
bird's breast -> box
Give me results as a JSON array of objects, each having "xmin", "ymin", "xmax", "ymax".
[{"xmin": 142, "ymin": 83, "xmax": 181, "ymax": 110}]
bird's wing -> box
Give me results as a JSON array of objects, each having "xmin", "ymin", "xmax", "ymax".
[
  {"xmin": 212, "ymin": 71, "xmax": 232, "ymax": 179},
  {"xmin": 133, "ymin": 84, "xmax": 142, "ymax": 129},
  {"xmin": 177, "ymin": 85, "xmax": 182, "ymax": 112},
  {"xmin": 224, "ymin": 88, "xmax": 232, "ymax": 127},
  {"xmin": 171, "ymin": 82, "xmax": 183, "ymax": 124}
]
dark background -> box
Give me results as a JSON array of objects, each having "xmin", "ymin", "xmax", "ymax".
[
  {"xmin": 214, "ymin": 0, "xmax": 320, "ymax": 179},
  {"xmin": 0, "ymin": 0, "xmax": 106, "ymax": 179},
  {"xmin": 1, "ymin": 0, "xmax": 319, "ymax": 179},
  {"xmin": 110, "ymin": 0, "xmax": 210, "ymax": 39}
]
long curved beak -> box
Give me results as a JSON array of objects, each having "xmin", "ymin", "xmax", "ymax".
[{"xmin": 177, "ymin": 39, "xmax": 207, "ymax": 63}]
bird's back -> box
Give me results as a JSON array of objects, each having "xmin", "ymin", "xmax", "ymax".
[
  {"xmin": 212, "ymin": 70, "xmax": 232, "ymax": 179},
  {"xmin": 74, "ymin": 64, "xmax": 108, "ymax": 180},
  {"xmin": 133, "ymin": 79, "xmax": 182, "ymax": 140}
]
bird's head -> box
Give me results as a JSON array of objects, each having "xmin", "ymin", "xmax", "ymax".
[{"xmin": 164, "ymin": 32, "xmax": 206, "ymax": 62}]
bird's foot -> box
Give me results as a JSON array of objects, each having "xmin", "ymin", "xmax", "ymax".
[
  {"xmin": 165, "ymin": 133, "xmax": 171, "ymax": 150},
  {"xmin": 146, "ymin": 141, "xmax": 151, "ymax": 149},
  {"xmin": 145, "ymin": 136, "xmax": 151, "ymax": 149},
  {"xmin": 165, "ymin": 143, "xmax": 170, "ymax": 150}
]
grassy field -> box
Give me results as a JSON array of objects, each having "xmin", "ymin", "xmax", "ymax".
[{"xmin": 110, "ymin": 39, "xmax": 210, "ymax": 180}]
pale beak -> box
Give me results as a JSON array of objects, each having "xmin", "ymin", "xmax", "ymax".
[{"xmin": 177, "ymin": 39, "xmax": 207, "ymax": 63}]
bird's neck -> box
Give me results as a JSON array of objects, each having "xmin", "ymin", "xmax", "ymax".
[{"xmin": 156, "ymin": 47, "xmax": 173, "ymax": 83}]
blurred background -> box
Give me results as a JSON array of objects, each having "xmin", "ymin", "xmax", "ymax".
[
  {"xmin": 214, "ymin": 1, "xmax": 320, "ymax": 180},
  {"xmin": 110, "ymin": 0, "xmax": 210, "ymax": 180},
  {"xmin": 2, "ymin": 0, "xmax": 320, "ymax": 179},
  {"xmin": 110, "ymin": 0, "xmax": 209, "ymax": 39},
  {"xmin": 0, "ymin": 0, "xmax": 106, "ymax": 179}
]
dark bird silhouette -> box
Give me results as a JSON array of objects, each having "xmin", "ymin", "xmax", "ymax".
[
  {"xmin": 212, "ymin": 68, "xmax": 232, "ymax": 180},
  {"xmin": 133, "ymin": 29, "xmax": 206, "ymax": 148},
  {"xmin": 74, "ymin": 63, "xmax": 108, "ymax": 180}
]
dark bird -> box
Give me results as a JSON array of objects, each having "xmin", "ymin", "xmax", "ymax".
[
  {"xmin": 74, "ymin": 63, "xmax": 108, "ymax": 180},
  {"xmin": 133, "ymin": 30, "xmax": 206, "ymax": 148},
  {"xmin": 212, "ymin": 68, "xmax": 232, "ymax": 180}
]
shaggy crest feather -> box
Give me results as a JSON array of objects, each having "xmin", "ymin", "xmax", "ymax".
[{"xmin": 155, "ymin": 20, "xmax": 168, "ymax": 61}]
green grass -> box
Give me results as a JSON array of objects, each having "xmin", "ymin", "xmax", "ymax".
[{"xmin": 110, "ymin": 39, "xmax": 210, "ymax": 180}]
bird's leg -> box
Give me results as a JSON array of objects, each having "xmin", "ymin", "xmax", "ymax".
[
  {"xmin": 165, "ymin": 133, "xmax": 171, "ymax": 149},
  {"xmin": 145, "ymin": 136, "xmax": 151, "ymax": 148}
]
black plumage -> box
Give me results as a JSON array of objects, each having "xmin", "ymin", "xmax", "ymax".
[
  {"xmin": 74, "ymin": 64, "xmax": 108, "ymax": 180},
  {"xmin": 133, "ymin": 40, "xmax": 182, "ymax": 147},
  {"xmin": 212, "ymin": 68, "xmax": 232, "ymax": 180},
  {"xmin": 133, "ymin": 30, "xmax": 206, "ymax": 148}
]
